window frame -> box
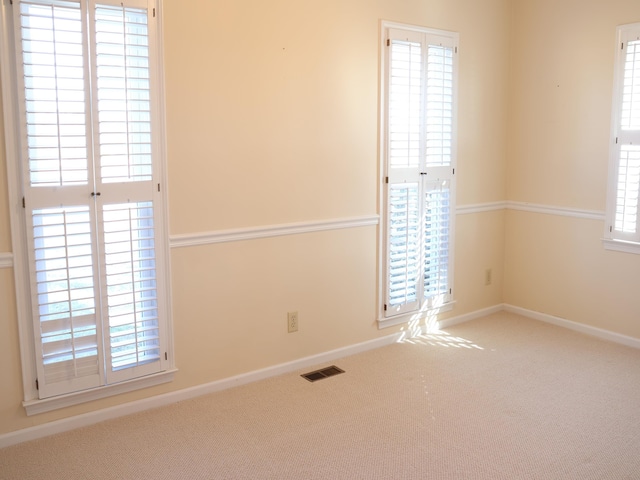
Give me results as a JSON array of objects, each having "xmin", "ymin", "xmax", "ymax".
[
  {"xmin": 0, "ymin": 0, "xmax": 175, "ymax": 415},
  {"xmin": 604, "ymin": 22, "xmax": 640, "ymax": 254},
  {"xmin": 377, "ymin": 21, "xmax": 458, "ymax": 329}
]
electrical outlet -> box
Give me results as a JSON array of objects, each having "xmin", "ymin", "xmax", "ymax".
[
  {"xmin": 288, "ymin": 311, "xmax": 299, "ymax": 333},
  {"xmin": 485, "ymin": 268, "xmax": 492, "ymax": 286}
]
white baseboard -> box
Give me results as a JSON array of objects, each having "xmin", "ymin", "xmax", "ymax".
[
  {"xmin": 0, "ymin": 332, "xmax": 402, "ymax": 449},
  {"xmin": 436, "ymin": 304, "xmax": 504, "ymax": 330},
  {"xmin": 503, "ymin": 304, "xmax": 640, "ymax": 349},
  {"xmin": 3, "ymin": 302, "xmax": 638, "ymax": 448}
]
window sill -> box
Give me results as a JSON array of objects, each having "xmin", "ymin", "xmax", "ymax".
[
  {"xmin": 602, "ymin": 238, "xmax": 640, "ymax": 255},
  {"xmin": 378, "ymin": 301, "xmax": 456, "ymax": 329},
  {"xmin": 23, "ymin": 369, "xmax": 177, "ymax": 416}
]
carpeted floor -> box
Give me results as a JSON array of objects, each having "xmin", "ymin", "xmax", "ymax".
[{"xmin": 1, "ymin": 311, "xmax": 640, "ymax": 479}]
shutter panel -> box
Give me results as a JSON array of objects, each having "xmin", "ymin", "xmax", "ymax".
[
  {"xmin": 386, "ymin": 183, "xmax": 421, "ymax": 315},
  {"xmin": 103, "ymin": 201, "xmax": 161, "ymax": 382},
  {"xmin": 425, "ymin": 43, "xmax": 454, "ymax": 168},
  {"xmin": 91, "ymin": 2, "xmax": 165, "ymax": 382},
  {"xmin": 16, "ymin": 0, "xmax": 104, "ymax": 397},
  {"xmin": 384, "ymin": 30, "xmax": 425, "ymax": 315},
  {"xmin": 95, "ymin": 4, "xmax": 152, "ymax": 184},
  {"xmin": 33, "ymin": 206, "xmax": 101, "ymax": 394},
  {"xmin": 388, "ymin": 33, "xmax": 423, "ymax": 170},
  {"xmin": 423, "ymin": 181, "xmax": 452, "ymax": 305},
  {"xmin": 613, "ymin": 38, "xmax": 640, "ymax": 240}
]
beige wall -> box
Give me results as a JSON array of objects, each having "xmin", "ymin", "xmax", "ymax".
[
  {"xmin": 1, "ymin": 0, "xmax": 509, "ymax": 436},
  {"xmin": 505, "ymin": 0, "xmax": 640, "ymax": 337}
]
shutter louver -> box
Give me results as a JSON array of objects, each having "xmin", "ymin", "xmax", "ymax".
[
  {"xmin": 103, "ymin": 202, "xmax": 160, "ymax": 376},
  {"xmin": 425, "ymin": 45, "xmax": 453, "ymax": 168},
  {"xmin": 95, "ymin": 4, "xmax": 152, "ymax": 184},
  {"xmin": 423, "ymin": 182, "xmax": 451, "ymax": 303},
  {"xmin": 387, "ymin": 183, "xmax": 420, "ymax": 313},
  {"xmin": 20, "ymin": 1, "xmax": 88, "ymax": 187},
  {"xmin": 388, "ymin": 39, "xmax": 422, "ymax": 169},
  {"xmin": 621, "ymin": 40, "xmax": 640, "ymax": 131},
  {"xmin": 615, "ymin": 146, "xmax": 640, "ymax": 234},
  {"xmin": 34, "ymin": 206, "xmax": 100, "ymax": 389}
]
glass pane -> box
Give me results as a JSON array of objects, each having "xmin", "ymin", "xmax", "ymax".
[
  {"xmin": 96, "ymin": 4, "xmax": 153, "ymax": 184},
  {"xmin": 20, "ymin": 2, "xmax": 89, "ymax": 187},
  {"xmin": 621, "ymin": 40, "xmax": 640, "ymax": 131},
  {"xmin": 32, "ymin": 205, "xmax": 98, "ymax": 383},
  {"xmin": 103, "ymin": 202, "xmax": 160, "ymax": 371},
  {"xmin": 388, "ymin": 183, "xmax": 421, "ymax": 306},
  {"xmin": 425, "ymin": 45, "xmax": 454, "ymax": 167},
  {"xmin": 389, "ymin": 40, "xmax": 422, "ymax": 169},
  {"xmin": 615, "ymin": 146, "xmax": 640, "ymax": 233},
  {"xmin": 423, "ymin": 183, "xmax": 450, "ymax": 301}
]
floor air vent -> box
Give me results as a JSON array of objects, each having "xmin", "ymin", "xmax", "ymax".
[{"xmin": 301, "ymin": 365, "xmax": 345, "ymax": 382}]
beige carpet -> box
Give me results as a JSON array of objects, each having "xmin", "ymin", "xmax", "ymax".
[{"xmin": 2, "ymin": 311, "xmax": 640, "ymax": 479}]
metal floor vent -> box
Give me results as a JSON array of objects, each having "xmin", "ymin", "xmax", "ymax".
[{"xmin": 301, "ymin": 365, "xmax": 345, "ymax": 382}]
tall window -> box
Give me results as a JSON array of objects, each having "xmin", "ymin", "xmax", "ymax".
[
  {"xmin": 605, "ymin": 23, "xmax": 640, "ymax": 254},
  {"xmin": 2, "ymin": 0, "xmax": 172, "ymax": 406},
  {"xmin": 379, "ymin": 23, "xmax": 458, "ymax": 326}
]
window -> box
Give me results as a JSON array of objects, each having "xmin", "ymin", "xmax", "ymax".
[
  {"xmin": 379, "ymin": 22, "xmax": 458, "ymax": 327},
  {"xmin": 0, "ymin": 0, "xmax": 173, "ymax": 410},
  {"xmin": 605, "ymin": 23, "xmax": 640, "ymax": 254}
]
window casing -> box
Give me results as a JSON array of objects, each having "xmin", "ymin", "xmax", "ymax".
[
  {"xmin": 605, "ymin": 23, "xmax": 640, "ymax": 254},
  {"xmin": 0, "ymin": 0, "xmax": 174, "ymax": 412},
  {"xmin": 379, "ymin": 22, "xmax": 458, "ymax": 328}
]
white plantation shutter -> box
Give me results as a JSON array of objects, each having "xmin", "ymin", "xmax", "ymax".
[
  {"xmin": 607, "ymin": 25, "xmax": 640, "ymax": 246},
  {"xmin": 383, "ymin": 24, "xmax": 457, "ymax": 319},
  {"xmin": 13, "ymin": 0, "xmax": 168, "ymax": 399}
]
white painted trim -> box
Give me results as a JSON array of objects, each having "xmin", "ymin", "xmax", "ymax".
[
  {"xmin": 456, "ymin": 202, "xmax": 507, "ymax": 215},
  {"xmin": 165, "ymin": 201, "xmax": 611, "ymax": 251},
  {"xmin": 507, "ymin": 201, "xmax": 605, "ymax": 221},
  {"xmin": 169, "ymin": 215, "xmax": 380, "ymax": 248},
  {"xmin": 504, "ymin": 304, "xmax": 640, "ymax": 349},
  {"xmin": 436, "ymin": 304, "xmax": 504, "ymax": 330},
  {"xmin": 0, "ymin": 252, "xmax": 13, "ymax": 269},
  {"xmin": 0, "ymin": 332, "xmax": 401, "ymax": 448},
  {"xmin": 23, "ymin": 369, "xmax": 177, "ymax": 416},
  {"xmin": 602, "ymin": 238, "xmax": 640, "ymax": 255},
  {"xmin": 4, "ymin": 302, "xmax": 639, "ymax": 448}
]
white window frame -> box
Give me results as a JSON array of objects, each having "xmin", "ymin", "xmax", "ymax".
[
  {"xmin": 604, "ymin": 23, "xmax": 640, "ymax": 254},
  {"xmin": 378, "ymin": 21, "xmax": 458, "ymax": 329},
  {"xmin": 0, "ymin": 0, "xmax": 175, "ymax": 415}
]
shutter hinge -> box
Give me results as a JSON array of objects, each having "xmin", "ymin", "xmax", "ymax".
[
  {"xmin": 165, "ymin": 352, "xmax": 168, "ymax": 360},
  {"xmin": 384, "ymin": 304, "xmax": 387, "ymax": 311},
  {"xmin": 616, "ymin": 137, "xmax": 618, "ymax": 144},
  {"xmin": 153, "ymin": 7, "xmax": 156, "ymax": 17},
  {"xmin": 35, "ymin": 378, "xmax": 39, "ymax": 390},
  {"xmin": 455, "ymin": 46, "xmax": 458, "ymax": 54},
  {"xmin": 449, "ymin": 288, "xmax": 452, "ymax": 295},
  {"xmin": 610, "ymin": 226, "xmax": 613, "ymax": 233},
  {"xmin": 22, "ymin": 196, "xmax": 25, "ymax": 208},
  {"xmin": 622, "ymin": 42, "xmax": 624, "ymax": 50},
  {"xmin": 158, "ymin": 183, "xmax": 160, "ymax": 192},
  {"xmin": 453, "ymin": 168, "xmax": 455, "ymax": 175},
  {"xmin": 386, "ymin": 38, "xmax": 390, "ymax": 47},
  {"xmin": 385, "ymin": 176, "xmax": 389, "ymax": 184}
]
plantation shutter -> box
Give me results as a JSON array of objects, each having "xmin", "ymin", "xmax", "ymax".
[
  {"xmin": 14, "ymin": 0, "xmax": 166, "ymax": 398},
  {"xmin": 384, "ymin": 27, "xmax": 456, "ymax": 319},
  {"xmin": 92, "ymin": 1, "xmax": 164, "ymax": 384},
  {"xmin": 611, "ymin": 31, "xmax": 640, "ymax": 242}
]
